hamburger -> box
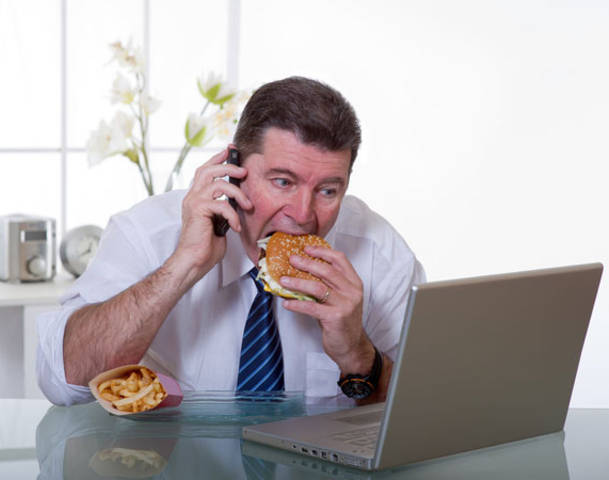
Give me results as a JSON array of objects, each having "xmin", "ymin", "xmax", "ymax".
[{"xmin": 257, "ymin": 232, "xmax": 331, "ymax": 301}]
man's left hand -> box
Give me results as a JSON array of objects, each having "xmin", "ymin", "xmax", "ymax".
[{"xmin": 280, "ymin": 245, "xmax": 375, "ymax": 375}]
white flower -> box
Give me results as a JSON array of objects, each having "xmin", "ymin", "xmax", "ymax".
[
  {"xmin": 213, "ymin": 97, "xmax": 240, "ymax": 141},
  {"xmin": 109, "ymin": 39, "xmax": 145, "ymax": 73},
  {"xmin": 235, "ymin": 89, "xmax": 252, "ymax": 104},
  {"xmin": 86, "ymin": 112, "xmax": 133, "ymax": 167},
  {"xmin": 125, "ymin": 45, "xmax": 145, "ymax": 73},
  {"xmin": 109, "ymin": 41, "xmax": 129, "ymax": 65},
  {"xmin": 185, "ymin": 113, "xmax": 214, "ymax": 147},
  {"xmin": 111, "ymin": 111, "xmax": 135, "ymax": 138},
  {"xmin": 110, "ymin": 73, "xmax": 135, "ymax": 104},
  {"xmin": 139, "ymin": 92, "xmax": 161, "ymax": 115},
  {"xmin": 213, "ymin": 91, "xmax": 250, "ymax": 140},
  {"xmin": 197, "ymin": 71, "xmax": 236, "ymax": 105}
]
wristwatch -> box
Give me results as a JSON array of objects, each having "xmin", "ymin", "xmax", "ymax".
[{"xmin": 337, "ymin": 346, "xmax": 383, "ymax": 399}]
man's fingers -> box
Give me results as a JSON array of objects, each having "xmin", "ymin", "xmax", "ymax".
[
  {"xmin": 193, "ymin": 152, "xmax": 225, "ymax": 186},
  {"xmin": 304, "ymin": 245, "xmax": 353, "ymax": 276},
  {"xmin": 279, "ymin": 277, "xmax": 328, "ymax": 301},
  {"xmin": 282, "ymin": 298, "xmax": 331, "ymax": 318},
  {"xmin": 201, "ymin": 181, "xmax": 252, "ymax": 211},
  {"xmin": 192, "ymin": 163, "xmax": 247, "ymax": 191},
  {"xmin": 203, "ymin": 148, "xmax": 229, "ymax": 167},
  {"xmin": 288, "ymin": 254, "xmax": 344, "ymax": 291},
  {"xmin": 193, "ymin": 147, "xmax": 245, "ymax": 184},
  {"xmin": 183, "ymin": 183, "xmax": 243, "ymax": 233},
  {"xmin": 205, "ymin": 201, "xmax": 242, "ymax": 233}
]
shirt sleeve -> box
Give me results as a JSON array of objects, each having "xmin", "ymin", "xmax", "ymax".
[
  {"xmin": 364, "ymin": 237, "xmax": 426, "ymax": 361},
  {"xmin": 36, "ymin": 299, "xmax": 93, "ymax": 406},
  {"xmin": 64, "ymin": 213, "xmax": 157, "ymax": 304},
  {"xmin": 36, "ymin": 213, "xmax": 156, "ymax": 406}
]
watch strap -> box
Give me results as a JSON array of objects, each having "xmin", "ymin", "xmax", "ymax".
[{"xmin": 337, "ymin": 346, "xmax": 383, "ymax": 397}]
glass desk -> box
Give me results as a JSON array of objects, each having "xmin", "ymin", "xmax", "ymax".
[{"xmin": 0, "ymin": 397, "xmax": 606, "ymax": 479}]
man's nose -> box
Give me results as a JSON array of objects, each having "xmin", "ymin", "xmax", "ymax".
[{"xmin": 285, "ymin": 189, "xmax": 315, "ymax": 225}]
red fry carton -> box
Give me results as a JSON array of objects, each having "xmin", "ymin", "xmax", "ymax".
[{"xmin": 89, "ymin": 364, "xmax": 183, "ymax": 416}]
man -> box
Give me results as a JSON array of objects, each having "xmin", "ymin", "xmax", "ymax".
[{"xmin": 37, "ymin": 77, "xmax": 425, "ymax": 406}]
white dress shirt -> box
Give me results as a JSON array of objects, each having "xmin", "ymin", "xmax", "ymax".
[{"xmin": 37, "ymin": 191, "xmax": 425, "ymax": 405}]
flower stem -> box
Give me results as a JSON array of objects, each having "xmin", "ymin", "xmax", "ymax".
[
  {"xmin": 135, "ymin": 158, "xmax": 153, "ymax": 196},
  {"xmin": 135, "ymin": 72, "xmax": 154, "ymax": 195},
  {"xmin": 164, "ymin": 101, "xmax": 211, "ymax": 192},
  {"xmin": 133, "ymin": 115, "xmax": 153, "ymax": 195}
]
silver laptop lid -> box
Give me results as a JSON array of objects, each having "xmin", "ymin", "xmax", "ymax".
[{"xmin": 375, "ymin": 263, "xmax": 603, "ymax": 469}]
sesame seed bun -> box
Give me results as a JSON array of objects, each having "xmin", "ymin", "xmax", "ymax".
[
  {"xmin": 266, "ymin": 232, "xmax": 330, "ymax": 283},
  {"xmin": 257, "ymin": 232, "xmax": 331, "ymax": 301}
]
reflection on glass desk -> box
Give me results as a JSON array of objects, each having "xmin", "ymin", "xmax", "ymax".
[
  {"xmin": 1, "ymin": 397, "xmax": 608, "ymax": 478},
  {"xmin": 126, "ymin": 390, "xmax": 311, "ymax": 424}
]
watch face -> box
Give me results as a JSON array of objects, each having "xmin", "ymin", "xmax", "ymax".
[
  {"xmin": 60, "ymin": 225, "xmax": 103, "ymax": 277},
  {"xmin": 341, "ymin": 380, "xmax": 373, "ymax": 400},
  {"xmin": 339, "ymin": 348, "xmax": 383, "ymax": 399}
]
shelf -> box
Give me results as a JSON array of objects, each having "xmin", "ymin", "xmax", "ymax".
[{"xmin": 0, "ymin": 272, "xmax": 75, "ymax": 307}]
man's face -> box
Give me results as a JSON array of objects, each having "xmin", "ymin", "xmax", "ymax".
[{"xmin": 238, "ymin": 127, "xmax": 351, "ymax": 263}]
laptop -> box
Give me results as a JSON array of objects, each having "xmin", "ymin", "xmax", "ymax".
[
  {"xmin": 242, "ymin": 429, "xmax": 569, "ymax": 479},
  {"xmin": 242, "ymin": 263, "xmax": 603, "ymax": 471}
]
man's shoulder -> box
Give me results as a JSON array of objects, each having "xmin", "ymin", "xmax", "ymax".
[
  {"xmin": 335, "ymin": 195, "xmax": 399, "ymax": 239},
  {"xmin": 114, "ymin": 189, "xmax": 186, "ymax": 235},
  {"xmin": 334, "ymin": 195, "xmax": 417, "ymax": 263}
]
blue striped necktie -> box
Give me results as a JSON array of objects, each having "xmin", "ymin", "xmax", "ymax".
[{"xmin": 237, "ymin": 267, "xmax": 285, "ymax": 392}]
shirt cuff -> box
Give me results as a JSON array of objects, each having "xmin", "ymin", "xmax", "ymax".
[
  {"xmin": 305, "ymin": 351, "xmax": 341, "ymax": 398},
  {"xmin": 36, "ymin": 302, "xmax": 94, "ymax": 406}
]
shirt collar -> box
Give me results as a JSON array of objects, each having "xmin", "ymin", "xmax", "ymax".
[
  {"xmin": 325, "ymin": 219, "xmax": 338, "ymax": 247},
  {"xmin": 221, "ymin": 229, "xmax": 255, "ymax": 288}
]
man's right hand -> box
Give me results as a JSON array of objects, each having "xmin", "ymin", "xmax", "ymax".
[
  {"xmin": 63, "ymin": 148, "xmax": 252, "ymax": 386},
  {"xmin": 170, "ymin": 147, "xmax": 251, "ymax": 283}
]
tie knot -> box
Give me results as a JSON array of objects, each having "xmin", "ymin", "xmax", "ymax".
[{"xmin": 248, "ymin": 267, "xmax": 265, "ymax": 294}]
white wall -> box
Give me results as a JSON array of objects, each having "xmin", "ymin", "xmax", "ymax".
[
  {"xmin": 239, "ymin": 0, "xmax": 609, "ymax": 407},
  {"xmin": 366, "ymin": 2, "xmax": 609, "ymax": 407}
]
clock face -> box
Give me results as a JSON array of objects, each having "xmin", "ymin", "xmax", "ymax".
[{"xmin": 60, "ymin": 225, "xmax": 103, "ymax": 277}]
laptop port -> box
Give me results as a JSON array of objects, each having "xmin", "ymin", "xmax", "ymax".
[
  {"xmin": 301, "ymin": 447, "xmax": 308, "ymax": 454},
  {"xmin": 321, "ymin": 451, "xmax": 328, "ymax": 459},
  {"xmin": 331, "ymin": 453, "xmax": 339, "ymax": 462},
  {"xmin": 311, "ymin": 449, "xmax": 318, "ymax": 456}
]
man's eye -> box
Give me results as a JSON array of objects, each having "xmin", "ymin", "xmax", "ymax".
[
  {"xmin": 320, "ymin": 188, "xmax": 337, "ymax": 197},
  {"xmin": 272, "ymin": 178, "xmax": 291, "ymax": 188}
]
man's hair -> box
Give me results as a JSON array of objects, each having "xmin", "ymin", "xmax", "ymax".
[{"xmin": 234, "ymin": 76, "xmax": 361, "ymax": 172}]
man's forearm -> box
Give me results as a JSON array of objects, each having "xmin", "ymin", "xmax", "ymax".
[{"xmin": 63, "ymin": 254, "xmax": 204, "ymax": 385}]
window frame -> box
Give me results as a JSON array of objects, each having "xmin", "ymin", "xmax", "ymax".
[{"xmin": 0, "ymin": 0, "xmax": 241, "ymax": 236}]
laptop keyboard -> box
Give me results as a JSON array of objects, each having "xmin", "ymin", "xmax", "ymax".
[{"xmin": 330, "ymin": 426, "xmax": 380, "ymax": 448}]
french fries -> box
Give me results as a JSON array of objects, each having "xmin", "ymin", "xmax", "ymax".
[
  {"xmin": 97, "ymin": 367, "xmax": 167, "ymax": 413},
  {"xmin": 90, "ymin": 447, "xmax": 168, "ymax": 476}
]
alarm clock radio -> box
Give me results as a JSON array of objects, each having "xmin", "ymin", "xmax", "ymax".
[{"xmin": 0, "ymin": 214, "xmax": 56, "ymax": 282}]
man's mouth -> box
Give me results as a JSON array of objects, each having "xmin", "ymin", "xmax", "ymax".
[{"xmin": 261, "ymin": 228, "xmax": 316, "ymax": 238}]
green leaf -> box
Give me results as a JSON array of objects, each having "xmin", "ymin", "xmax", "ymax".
[
  {"xmin": 196, "ymin": 78, "xmax": 206, "ymax": 98},
  {"xmin": 211, "ymin": 92, "xmax": 236, "ymax": 106},
  {"xmin": 197, "ymin": 79, "xmax": 223, "ymax": 102},
  {"xmin": 189, "ymin": 125, "xmax": 207, "ymax": 147},
  {"xmin": 124, "ymin": 148, "xmax": 139, "ymax": 164},
  {"xmin": 185, "ymin": 116, "xmax": 208, "ymax": 147},
  {"xmin": 206, "ymin": 83, "xmax": 221, "ymax": 101},
  {"xmin": 184, "ymin": 117, "xmax": 190, "ymax": 142}
]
